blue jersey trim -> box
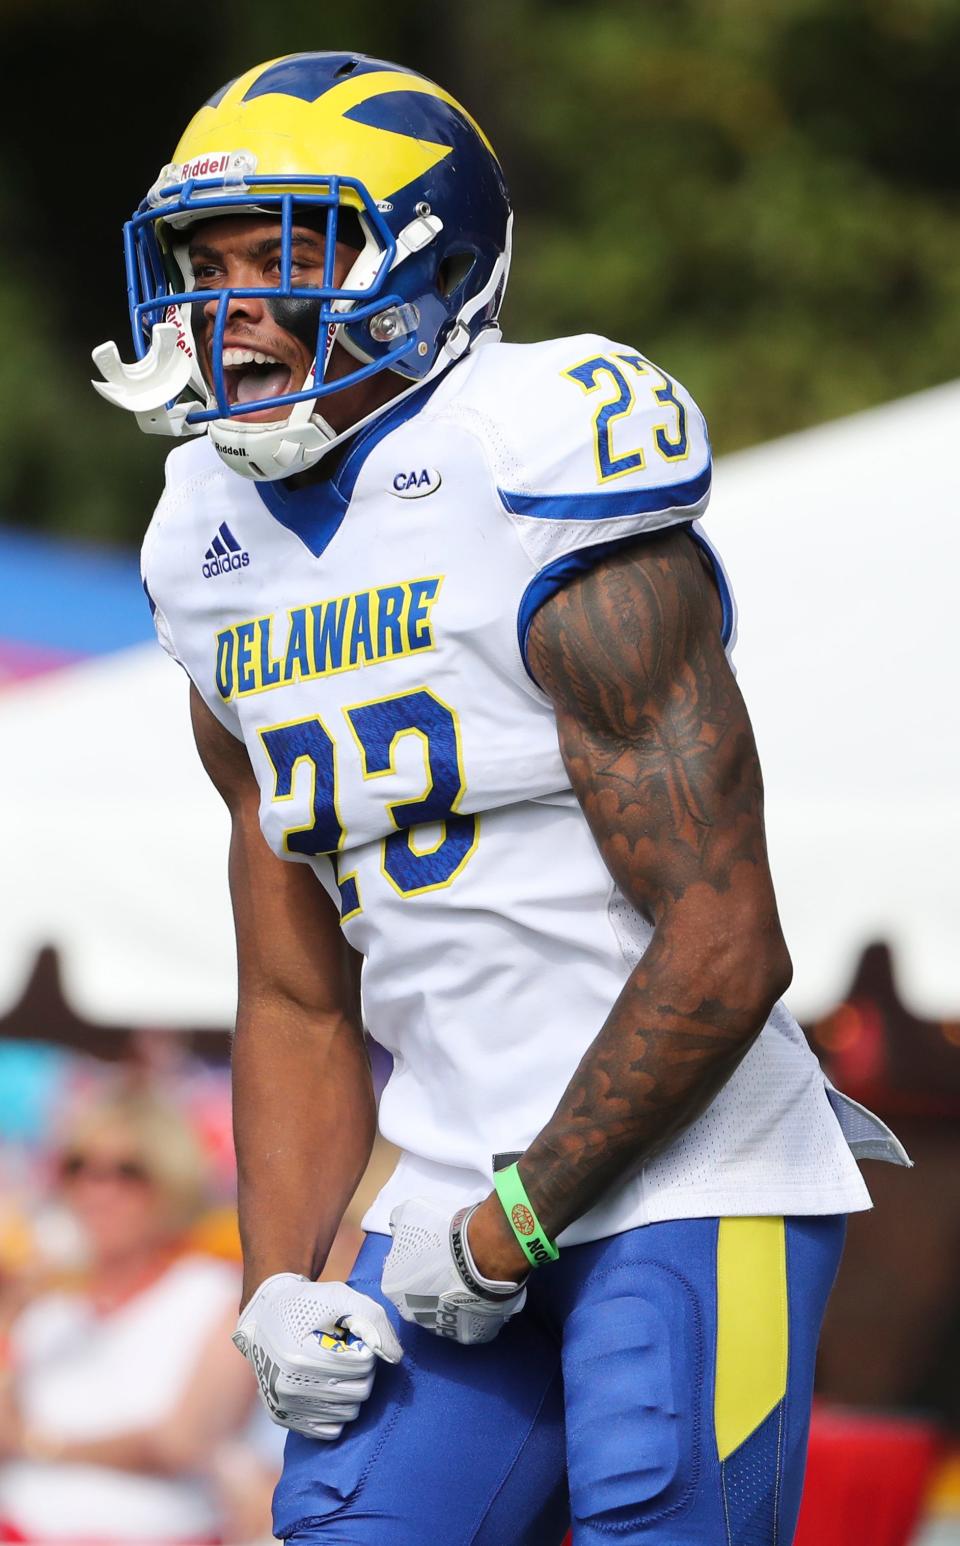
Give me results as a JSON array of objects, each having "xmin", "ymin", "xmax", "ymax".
[
  {"xmin": 255, "ymin": 470, "xmax": 349, "ymax": 560},
  {"xmin": 255, "ymin": 374, "xmax": 448, "ymax": 558},
  {"xmin": 688, "ymin": 528, "xmax": 734, "ymax": 647},
  {"xmin": 517, "ymin": 523, "xmax": 732, "ymax": 684},
  {"xmin": 517, "ymin": 534, "xmax": 649, "ymax": 683},
  {"xmin": 499, "ymin": 463, "xmax": 711, "ymax": 523},
  {"xmin": 142, "ymin": 577, "xmax": 157, "ymax": 618}
]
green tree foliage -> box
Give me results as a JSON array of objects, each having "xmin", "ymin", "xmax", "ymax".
[{"xmin": 2, "ymin": 0, "xmax": 958, "ymax": 541}]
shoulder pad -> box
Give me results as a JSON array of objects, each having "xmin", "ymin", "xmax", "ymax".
[
  {"xmin": 458, "ymin": 335, "xmax": 710, "ymax": 526},
  {"xmin": 161, "ymin": 433, "xmax": 222, "ymax": 492},
  {"xmin": 141, "ymin": 436, "xmax": 224, "ymax": 665}
]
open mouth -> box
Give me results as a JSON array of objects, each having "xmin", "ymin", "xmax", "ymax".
[{"xmin": 220, "ymin": 348, "xmax": 296, "ymax": 413}]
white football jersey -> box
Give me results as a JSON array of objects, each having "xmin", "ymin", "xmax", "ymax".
[{"xmin": 143, "ymin": 332, "xmax": 907, "ymax": 1243}]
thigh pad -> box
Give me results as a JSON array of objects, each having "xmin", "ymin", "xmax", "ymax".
[{"xmin": 563, "ymin": 1261, "xmax": 704, "ymax": 1533}]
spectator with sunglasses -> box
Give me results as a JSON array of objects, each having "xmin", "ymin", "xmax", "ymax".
[{"xmin": 0, "ymin": 1087, "xmax": 274, "ymax": 1543}]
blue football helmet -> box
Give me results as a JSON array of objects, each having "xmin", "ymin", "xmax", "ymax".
[{"xmin": 92, "ymin": 52, "xmax": 512, "ymax": 480}]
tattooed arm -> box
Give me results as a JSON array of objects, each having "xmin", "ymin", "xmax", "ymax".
[{"xmin": 467, "ymin": 526, "xmax": 793, "ymax": 1280}]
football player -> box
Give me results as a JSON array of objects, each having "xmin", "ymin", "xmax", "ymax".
[{"xmin": 94, "ymin": 52, "xmax": 908, "ymax": 1545}]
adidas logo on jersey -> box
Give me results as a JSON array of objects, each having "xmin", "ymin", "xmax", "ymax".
[{"xmin": 202, "ymin": 522, "xmax": 250, "ymax": 578}]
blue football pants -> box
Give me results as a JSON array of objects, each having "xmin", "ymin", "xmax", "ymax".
[{"xmin": 276, "ymin": 1214, "xmax": 845, "ymax": 1545}]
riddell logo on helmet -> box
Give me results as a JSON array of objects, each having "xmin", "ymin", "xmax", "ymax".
[
  {"xmin": 175, "ymin": 151, "xmax": 232, "ymax": 182},
  {"xmin": 163, "ymin": 305, "xmax": 193, "ymax": 358}
]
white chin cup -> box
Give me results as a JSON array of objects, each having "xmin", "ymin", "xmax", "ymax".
[{"xmin": 207, "ymin": 412, "xmax": 338, "ymax": 481}]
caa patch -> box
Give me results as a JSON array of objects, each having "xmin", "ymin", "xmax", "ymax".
[{"xmin": 391, "ymin": 467, "xmax": 441, "ymax": 498}]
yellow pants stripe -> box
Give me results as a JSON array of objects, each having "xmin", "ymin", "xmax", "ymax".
[{"xmin": 714, "ymin": 1216, "xmax": 788, "ymax": 1462}]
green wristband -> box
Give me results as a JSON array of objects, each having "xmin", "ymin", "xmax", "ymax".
[{"xmin": 493, "ymin": 1163, "xmax": 560, "ymax": 1267}]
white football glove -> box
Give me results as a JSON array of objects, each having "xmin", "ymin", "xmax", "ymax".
[
  {"xmin": 232, "ymin": 1273, "xmax": 403, "ymax": 1440},
  {"xmin": 381, "ymin": 1197, "xmax": 527, "ymax": 1346}
]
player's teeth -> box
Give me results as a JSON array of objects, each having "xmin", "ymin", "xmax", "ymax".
[{"xmin": 222, "ymin": 348, "xmax": 280, "ymax": 366}]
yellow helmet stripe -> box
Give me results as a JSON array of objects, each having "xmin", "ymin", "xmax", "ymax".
[
  {"xmin": 173, "ymin": 64, "xmax": 497, "ymax": 209},
  {"xmin": 218, "ymin": 59, "xmax": 498, "ymax": 157}
]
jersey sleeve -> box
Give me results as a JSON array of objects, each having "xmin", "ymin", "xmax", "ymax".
[
  {"xmin": 478, "ymin": 336, "xmax": 713, "ymax": 673},
  {"xmin": 141, "ymin": 520, "xmax": 180, "ymax": 664},
  {"xmin": 141, "ymin": 565, "xmax": 179, "ymax": 662},
  {"xmin": 140, "ymin": 452, "xmax": 186, "ymax": 668},
  {"xmin": 139, "ymin": 441, "xmax": 243, "ymax": 739}
]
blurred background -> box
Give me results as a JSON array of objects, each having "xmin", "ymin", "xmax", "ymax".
[{"xmin": 1, "ymin": 1, "xmax": 958, "ymax": 1542}]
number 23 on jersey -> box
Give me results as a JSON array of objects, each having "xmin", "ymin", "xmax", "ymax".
[
  {"xmin": 562, "ymin": 351, "xmax": 688, "ymax": 483},
  {"xmin": 258, "ymin": 687, "xmax": 478, "ymax": 922}
]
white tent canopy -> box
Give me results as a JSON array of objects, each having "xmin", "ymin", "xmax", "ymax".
[
  {"xmin": 0, "ymin": 646, "xmax": 234, "ymax": 1027},
  {"xmin": 708, "ymin": 378, "xmax": 959, "ymax": 1019},
  {"xmin": 1, "ymin": 379, "xmax": 957, "ymax": 1027}
]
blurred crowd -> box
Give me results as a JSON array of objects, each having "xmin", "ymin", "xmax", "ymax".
[
  {"xmin": 0, "ymin": 1034, "xmax": 366, "ymax": 1546},
  {"xmin": 1, "ymin": 1034, "xmax": 957, "ymax": 1546}
]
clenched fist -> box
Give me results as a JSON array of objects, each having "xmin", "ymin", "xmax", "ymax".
[{"xmin": 233, "ymin": 1273, "xmax": 403, "ymax": 1440}]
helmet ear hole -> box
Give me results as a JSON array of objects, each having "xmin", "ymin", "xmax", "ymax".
[
  {"xmin": 437, "ymin": 251, "xmax": 475, "ymax": 297},
  {"xmin": 336, "ymin": 206, "xmax": 365, "ymax": 252},
  {"xmin": 297, "ymin": 204, "xmax": 364, "ymax": 253}
]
